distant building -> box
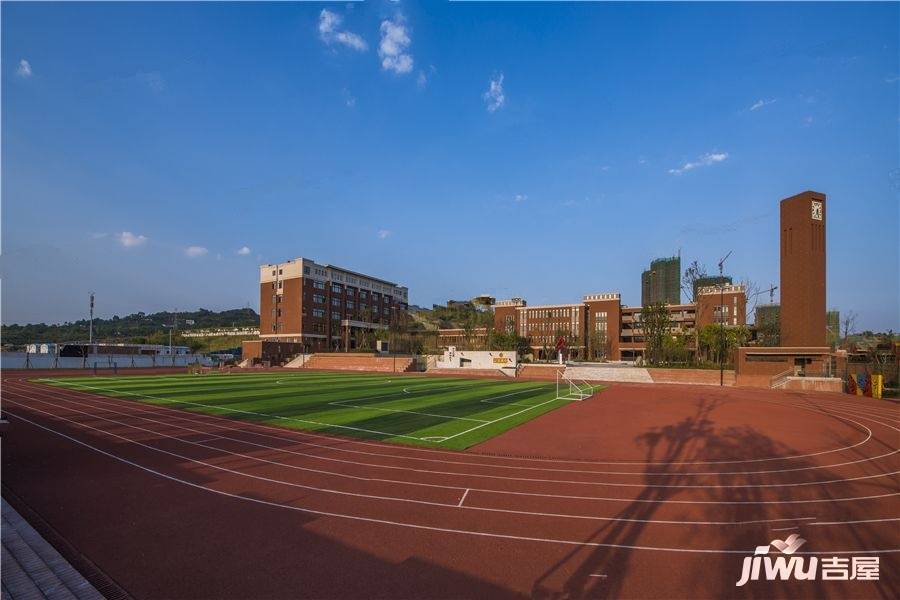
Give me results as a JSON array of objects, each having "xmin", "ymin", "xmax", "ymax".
[
  {"xmin": 692, "ymin": 275, "xmax": 732, "ymax": 301},
  {"xmin": 641, "ymin": 256, "xmax": 681, "ymax": 305},
  {"xmin": 246, "ymin": 257, "xmax": 409, "ymax": 360},
  {"xmin": 827, "ymin": 309, "xmax": 840, "ymax": 348},
  {"xmin": 755, "ymin": 303, "xmax": 781, "ymax": 327},
  {"xmin": 443, "ymin": 287, "xmax": 748, "ymax": 361}
]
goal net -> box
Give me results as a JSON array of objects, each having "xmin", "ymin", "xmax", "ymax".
[{"xmin": 555, "ymin": 370, "xmax": 594, "ymax": 401}]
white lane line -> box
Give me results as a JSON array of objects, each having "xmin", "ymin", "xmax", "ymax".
[
  {"xmin": 191, "ymin": 436, "xmax": 223, "ymax": 444},
  {"xmin": 10, "ymin": 393, "xmax": 900, "ymax": 511},
  {"xmin": 9, "ymin": 410, "xmax": 899, "ymax": 555},
  {"xmin": 810, "ymin": 518, "xmax": 900, "ymax": 526},
  {"xmin": 771, "ymin": 526, "xmax": 800, "ymax": 531},
  {"xmin": 14, "ymin": 383, "xmax": 900, "ymax": 483},
  {"xmin": 32, "ymin": 379, "xmax": 886, "ymax": 467},
  {"xmin": 458, "ymin": 489, "xmax": 470, "ymax": 507},
  {"xmin": 9, "ymin": 400, "xmax": 829, "ymax": 526}
]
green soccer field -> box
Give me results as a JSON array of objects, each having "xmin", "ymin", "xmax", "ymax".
[{"xmin": 40, "ymin": 371, "xmax": 599, "ymax": 450}]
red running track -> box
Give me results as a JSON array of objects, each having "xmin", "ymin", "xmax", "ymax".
[{"xmin": 2, "ymin": 375, "xmax": 898, "ymax": 599}]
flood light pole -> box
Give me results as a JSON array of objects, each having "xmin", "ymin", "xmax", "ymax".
[
  {"xmin": 89, "ymin": 292, "xmax": 95, "ymax": 346},
  {"xmin": 718, "ymin": 251, "xmax": 733, "ymax": 386}
]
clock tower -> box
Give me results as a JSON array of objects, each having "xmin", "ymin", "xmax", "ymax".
[{"xmin": 780, "ymin": 191, "xmax": 827, "ymax": 347}]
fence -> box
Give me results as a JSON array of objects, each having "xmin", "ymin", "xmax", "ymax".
[{"xmin": 1, "ymin": 352, "xmax": 214, "ymax": 370}]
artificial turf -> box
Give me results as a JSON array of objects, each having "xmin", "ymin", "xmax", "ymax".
[{"xmin": 40, "ymin": 371, "xmax": 598, "ymax": 450}]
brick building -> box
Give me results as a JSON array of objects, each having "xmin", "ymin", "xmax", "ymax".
[
  {"xmin": 780, "ymin": 191, "xmax": 826, "ymax": 346},
  {"xmin": 476, "ymin": 286, "xmax": 746, "ymax": 361},
  {"xmin": 246, "ymin": 257, "xmax": 408, "ymax": 361}
]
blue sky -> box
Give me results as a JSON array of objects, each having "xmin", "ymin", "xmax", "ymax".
[{"xmin": 2, "ymin": 2, "xmax": 898, "ymax": 331}]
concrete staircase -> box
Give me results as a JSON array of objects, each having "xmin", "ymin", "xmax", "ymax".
[
  {"xmin": 282, "ymin": 354, "xmax": 312, "ymax": 369},
  {"xmin": 300, "ymin": 353, "xmax": 416, "ymax": 373},
  {"xmin": 564, "ymin": 365, "xmax": 653, "ymax": 383},
  {"xmin": 2, "ymin": 498, "xmax": 104, "ymax": 600}
]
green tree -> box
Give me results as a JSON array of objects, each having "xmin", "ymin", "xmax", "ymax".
[{"xmin": 641, "ymin": 302, "xmax": 673, "ymax": 366}]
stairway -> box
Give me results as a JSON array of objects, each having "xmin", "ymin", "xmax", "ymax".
[
  {"xmin": 564, "ymin": 365, "xmax": 653, "ymax": 383},
  {"xmin": 2, "ymin": 498, "xmax": 105, "ymax": 600}
]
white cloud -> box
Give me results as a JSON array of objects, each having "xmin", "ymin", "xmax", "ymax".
[
  {"xmin": 514, "ymin": 194, "xmax": 527, "ymax": 203},
  {"xmin": 802, "ymin": 115, "xmax": 814, "ymax": 127},
  {"xmin": 377, "ymin": 229, "xmax": 392, "ymax": 240},
  {"xmin": 116, "ymin": 231, "xmax": 148, "ymax": 248},
  {"xmin": 185, "ymin": 245, "xmax": 209, "ymax": 258},
  {"xmin": 483, "ymin": 73, "xmax": 505, "ymax": 112},
  {"xmin": 416, "ymin": 65, "xmax": 436, "ymax": 90},
  {"xmin": 342, "ymin": 88, "xmax": 356, "ymax": 108},
  {"xmin": 668, "ymin": 152, "xmax": 728, "ymax": 175},
  {"xmin": 749, "ymin": 98, "xmax": 776, "ymax": 111},
  {"xmin": 16, "ymin": 59, "xmax": 32, "ymax": 78},
  {"xmin": 319, "ymin": 9, "xmax": 367, "ymax": 51},
  {"xmin": 135, "ymin": 71, "xmax": 165, "ymax": 93},
  {"xmin": 379, "ymin": 16, "xmax": 413, "ymax": 74},
  {"xmin": 236, "ymin": 246, "xmax": 251, "ymax": 255},
  {"xmin": 885, "ymin": 75, "xmax": 900, "ymax": 83}
]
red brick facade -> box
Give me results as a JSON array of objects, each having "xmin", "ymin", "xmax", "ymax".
[
  {"xmin": 256, "ymin": 258, "xmax": 408, "ymax": 352},
  {"xmin": 780, "ymin": 191, "xmax": 826, "ymax": 347},
  {"xmin": 482, "ymin": 290, "xmax": 747, "ymax": 361}
]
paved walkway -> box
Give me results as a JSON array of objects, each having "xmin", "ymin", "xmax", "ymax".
[{"xmin": 2, "ymin": 498, "xmax": 102, "ymax": 600}]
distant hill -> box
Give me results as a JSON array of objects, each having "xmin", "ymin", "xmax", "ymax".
[{"xmin": 2, "ymin": 308, "xmax": 259, "ymax": 347}]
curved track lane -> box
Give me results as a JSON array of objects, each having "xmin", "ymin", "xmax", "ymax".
[{"xmin": 3, "ymin": 376, "xmax": 898, "ymax": 598}]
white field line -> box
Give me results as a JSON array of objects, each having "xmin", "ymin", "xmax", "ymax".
[
  {"xmin": 8, "ymin": 410, "xmax": 900, "ymax": 554},
  {"xmin": 327, "ymin": 382, "xmax": 500, "ymax": 423},
  {"xmin": 50, "ymin": 380, "xmax": 435, "ymax": 442},
  {"xmin": 327, "ymin": 399, "xmax": 490, "ymax": 423},
  {"xmin": 437, "ymin": 397, "xmax": 578, "ymax": 443},
  {"xmin": 13, "ymin": 388, "xmax": 900, "ymax": 493},
  {"xmin": 11, "ymin": 381, "xmax": 896, "ymax": 479},
  {"xmin": 18, "ymin": 380, "xmax": 891, "ymax": 475},
  {"xmin": 458, "ymin": 489, "xmax": 470, "ymax": 507},
  {"xmin": 47, "ymin": 378, "xmax": 557, "ymax": 444}
]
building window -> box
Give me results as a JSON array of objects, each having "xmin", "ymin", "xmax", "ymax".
[
  {"xmin": 313, "ymin": 294, "xmax": 325, "ymax": 304},
  {"xmin": 303, "ymin": 266, "xmax": 310, "ymax": 274},
  {"xmin": 313, "ymin": 280, "xmax": 325, "ymax": 290},
  {"xmin": 347, "ymin": 301, "xmax": 354, "ymax": 309},
  {"xmin": 332, "ymin": 313, "xmax": 341, "ymax": 320},
  {"xmin": 278, "ymin": 281, "xmax": 283, "ymax": 289},
  {"xmin": 360, "ymin": 290, "xmax": 367, "ymax": 299},
  {"xmin": 332, "ymin": 284, "xmax": 342, "ymax": 294},
  {"xmin": 332, "ymin": 298, "xmax": 341, "ymax": 307},
  {"xmin": 313, "ymin": 309, "xmax": 324, "ymax": 318}
]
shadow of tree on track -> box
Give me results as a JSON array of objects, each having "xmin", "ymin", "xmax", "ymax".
[{"xmin": 530, "ymin": 394, "xmax": 899, "ymax": 599}]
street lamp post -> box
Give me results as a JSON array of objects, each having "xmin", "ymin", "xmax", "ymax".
[{"xmin": 717, "ymin": 251, "xmax": 733, "ymax": 386}]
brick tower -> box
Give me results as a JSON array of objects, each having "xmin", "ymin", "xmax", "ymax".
[{"xmin": 780, "ymin": 191, "xmax": 826, "ymax": 347}]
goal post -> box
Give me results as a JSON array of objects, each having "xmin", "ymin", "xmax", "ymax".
[{"xmin": 555, "ymin": 370, "xmax": 594, "ymax": 401}]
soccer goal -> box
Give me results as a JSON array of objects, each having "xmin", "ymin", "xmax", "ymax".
[{"xmin": 555, "ymin": 370, "xmax": 594, "ymax": 401}]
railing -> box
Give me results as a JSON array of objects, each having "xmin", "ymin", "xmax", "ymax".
[{"xmin": 770, "ymin": 369, "xmax": 794, "ymax": 389}]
